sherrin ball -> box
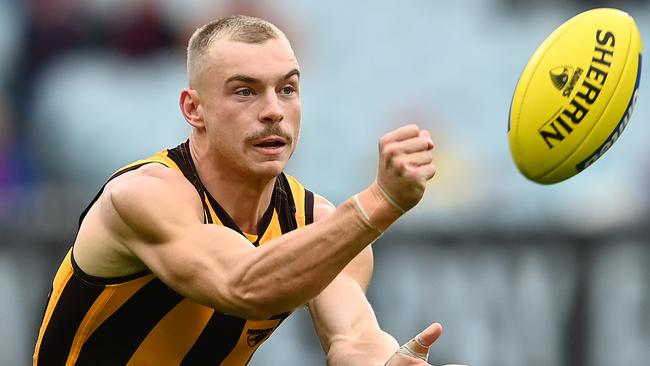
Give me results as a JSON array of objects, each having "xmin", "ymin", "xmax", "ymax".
[{"xmin": 508, "ymin": 8, "xmax": 642, "ymax": 184}]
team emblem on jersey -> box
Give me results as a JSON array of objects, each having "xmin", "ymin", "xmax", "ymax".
[{"xmin": 247, "ymin": 327, "xmax": 273, "ymax": 347}]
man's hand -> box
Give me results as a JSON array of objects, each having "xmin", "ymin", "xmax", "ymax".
[
  {"xmin": 383, "ymin": 323, "xmax": 467, "ymax": 366},
  {"xmin": 350, "ymin": 125, "xmax": 436, "ymax": 232},
  {"xmin": 377, "ymin": 124, "xmax": 436, "ymax": 211}
]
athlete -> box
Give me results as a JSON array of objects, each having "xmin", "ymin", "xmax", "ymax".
[{"xmin": 34, "ymin": 15, "xmax": 466, "ymax": 366}]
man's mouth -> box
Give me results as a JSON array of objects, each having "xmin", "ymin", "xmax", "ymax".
[
  {"xmin": 254, "ymin": 140, "xmax": 286, "ymax": 148},
  {"xmin": 252, "ymin": 136, "xmax": 288, "ymax": 153}
]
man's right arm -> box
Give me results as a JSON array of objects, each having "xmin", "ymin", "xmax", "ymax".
[{"xmin": 79, "ymin": 124, "xmax": 434, "ymax": 320}]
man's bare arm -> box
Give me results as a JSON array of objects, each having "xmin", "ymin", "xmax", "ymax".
[
  {"xmin": 308, "ymin": 195, "xmax": 398, "ymax": 365},
  {"xmin": 308, "ymin": 197, "xmax": 467, "ymax": 366},
  {"xmin": 75, "ymin": 124, "xmax": 432, "ymax": 321},
  {"xmin": 89, "ymin": 164, "xmax": 389, "ymax": 320}
]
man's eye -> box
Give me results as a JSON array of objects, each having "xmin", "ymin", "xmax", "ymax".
[
  {"xmin": 281, "ymin": 86, "xmax": 295, "ymax": 95},
  {"xmin": 236, "ymin": 89, "xmax": 253, "ymax": 96}
]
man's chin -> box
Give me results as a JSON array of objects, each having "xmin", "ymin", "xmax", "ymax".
[{"xmin": 250, "ymin": 160, "xmax": 287, "ymax": 178}]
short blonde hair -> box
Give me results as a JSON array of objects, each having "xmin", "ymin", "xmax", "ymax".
[{"xmin": 187, "ymin": 15, "xmax": 286, "ymax": 86}]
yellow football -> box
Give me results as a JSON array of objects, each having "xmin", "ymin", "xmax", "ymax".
[{"xmin": 509, "ymin": 8, "xmax": 642, "ymax": 184}]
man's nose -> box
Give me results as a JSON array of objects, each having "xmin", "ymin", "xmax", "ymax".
[{"xmin": 259, "ymin": 91, "xmax": 284, "ymax": 123}]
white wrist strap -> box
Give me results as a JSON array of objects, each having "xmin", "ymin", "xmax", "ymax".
[
  {"xmin": 353, "ymin": 194, "xmax": 381, "ymax": 233},
  {"xmin": 376, "ymin": 182, "xmax": 406, "ymax": 214},
  {"xmin": 396, "ymin": 343, "xmax": 428, "ymax": 362}
]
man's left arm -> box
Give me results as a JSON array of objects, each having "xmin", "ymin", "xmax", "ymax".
[
  {"xmin": 308, "ymin": 195, "xmax": 454, "ymax": 366},
  {"xmin": 308, "ymin": 251, "xmax": 397, "ymax": 365}
]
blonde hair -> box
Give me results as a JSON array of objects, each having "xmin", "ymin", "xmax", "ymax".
[{"xmin": 187, "ymin": 15, "xmax": 286, "ymax": 86}]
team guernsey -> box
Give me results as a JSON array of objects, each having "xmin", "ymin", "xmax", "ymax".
[{"xmin": 34, "ymin": 141, "xmax": 315, "ymax": 365}]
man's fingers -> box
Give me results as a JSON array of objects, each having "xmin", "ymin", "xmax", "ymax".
[
  {"xmin": 381, "ymin": 127, "xmax": 434, "ymax": 158},
  {"xmin": 401, "ymin": 322, "xmax": 443, "ymax": 358},
  {"xmin": 380, "ymin": 124, "xmax": 421, "ymax": 146},
  {"xmin": 417, "ymin": 322, "xmax": 443, "ymax": 347},
  {"xmin": 389, "ymin": 323, "xmax": 461, "ymax": 366},
  {"xmin": 387, "ymin": 137, "xmax": 434, "ymax": 157},
  {"xmin": 375, "ymin": 125, "xmax": 436, "ymax": 212},
  {"xmin": 398, "ymin": 150, "xmax": 434, "ymax": 167},
  {"xmin": 411, "ymin": 162, "xmax": 436, "ymax": 181},
  {"xmin": 419, "ymin": 130, "xmax": 434, "ymax": 149}
]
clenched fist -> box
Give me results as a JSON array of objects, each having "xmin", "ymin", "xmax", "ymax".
[{"xmin": 376, "ymin": 125, "xmax": 436, "ymax": 211}]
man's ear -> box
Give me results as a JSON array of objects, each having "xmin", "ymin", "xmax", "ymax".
[{"xmin": 180, "ymin": 88, "xmax": 204, "ymax": 129}]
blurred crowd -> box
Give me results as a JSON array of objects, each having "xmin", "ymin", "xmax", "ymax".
[
  {"xmin": 0, "ymin": 0, "xmax": 301, "ymax": 228},
  {"xmin": 3, "ymin": 0, "xmax": 650, "ymax": 230}
]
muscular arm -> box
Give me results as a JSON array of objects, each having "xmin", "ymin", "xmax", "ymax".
[
  {"xmin": 75, "ymin": 125, "xmax": 433, "ymax": 322},
  {"xmin": 89, "ymin": 165, "xmax": 393, "ymax": 320},
  {"xmin": 308, "ymin": 196, "xmax": 399, "ymax": 366},
  {"xmin": 308, "ymin": 198, "xmax": 456, "ymax": 366}
]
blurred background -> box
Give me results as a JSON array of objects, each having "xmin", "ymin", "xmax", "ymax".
[{"xmin": 1, "ymin": 0, "xmax": 649, "ymax": 365}]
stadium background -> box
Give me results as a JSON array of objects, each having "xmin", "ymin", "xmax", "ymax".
[{"xmin": 1, "ymin": 0, "xmax": 649, "ymax": 365}]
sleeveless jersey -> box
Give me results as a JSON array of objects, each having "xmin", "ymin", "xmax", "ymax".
[{"xmin": 33, "ymin": 141, "xmax": 315, "ymax": 365}]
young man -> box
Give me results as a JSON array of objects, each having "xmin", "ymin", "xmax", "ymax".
[{"xmin": 34, "ymin": 15, "xmax": 465, "ymax": 366}]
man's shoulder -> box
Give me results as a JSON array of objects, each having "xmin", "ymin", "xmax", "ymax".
[
  {"xmin": 105, "ymin": 163, "xmax": 198, "ymax": 213},
  {"xmin": 108, "ymin": 162, "xmax": 185, "ymax": 188},
  {"xmin": 312, "ymin": 193, "xmax": 335, "ymax": 222}
]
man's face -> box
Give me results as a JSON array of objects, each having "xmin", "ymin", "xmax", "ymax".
[{"xmin": 196, "ymin": 37, "xmax": 301, "ymax": 179}]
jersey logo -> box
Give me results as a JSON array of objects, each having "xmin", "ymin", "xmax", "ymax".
[{"xmin": 247, "ymin": 327, "xmax": 273, "ymax": 347}]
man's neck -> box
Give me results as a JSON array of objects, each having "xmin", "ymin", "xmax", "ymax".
[{"xmin": 189, "ymin": 139, "xmax": 277, "ymax": 235}]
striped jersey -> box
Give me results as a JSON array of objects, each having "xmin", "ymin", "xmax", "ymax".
[{"xmin": 34, "ymin": 141, "xmax": 315, "ymax": 365}]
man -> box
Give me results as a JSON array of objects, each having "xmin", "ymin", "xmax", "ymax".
[{"xmin": 34, "ymin": 15, "xmax": 465, "ymax": 366}]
